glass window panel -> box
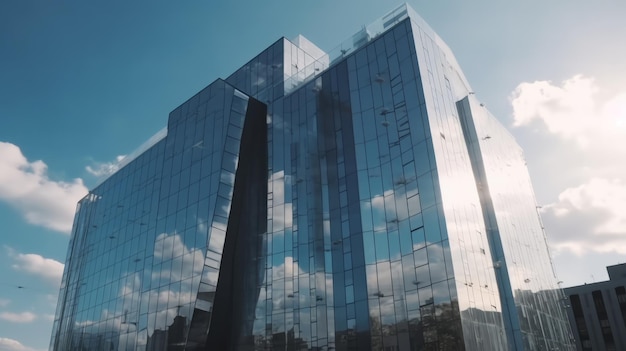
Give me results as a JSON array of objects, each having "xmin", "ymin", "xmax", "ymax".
[
  {"xmin": 346, "ymin": 285, "xmax": 355, "ymax": 304},
  {"xmin": 413, "ymin": 248, "xmax": 427, "ymax": 267},
  {"xmin": 374, "ymin": 232, "xmax": 390, "ymax": 261},
  {"xmin": 407, "ymin": 194, "xmax": 421, "ymax": 216},
  {"xmin": 362, "ymin": 231, "xmax": 376, "ymax": 265},
  {"xmin": 427, "ymin": 244, "xmax": 446, "ymax": 283},
  {"xmin": 415, "ymin": 264, "xmax": 431, "ymax": 288},
  {"xmin": 208, "ymin": 227, "xmax": 226, "ymax": 253},
  {"xmin": 402, "ymin": 254, "xmax": 417, "ymax": 289},
  {"xmin": 399, "ymin": 227, "xmax": 413, "ymax": 256},
  {"xmin": 411, "ymin": 227, "xmax": 425, "ymax": 251},
  {"xmin": 422, "ymin": 206, "xmax": 440, "ymax": 244},
  {"xmin": 388, "ymin": 231, "xmax": 401, "ymax": 261}
]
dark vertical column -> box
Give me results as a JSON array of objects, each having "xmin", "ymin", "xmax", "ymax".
[
  {"xmin": 205, "ymin": 98, "xmax": 268, "ymax": 350},
  {"xmin": 317, "ymin": 60, "xmax": 370, "ymax": 351}
]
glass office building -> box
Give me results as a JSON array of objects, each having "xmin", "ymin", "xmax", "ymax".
[{"xmin": 50, "ymin": 4, "xmax": 573, "ymax": 350}]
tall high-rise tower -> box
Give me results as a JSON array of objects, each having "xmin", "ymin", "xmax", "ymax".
[{"xmin": 51, "ymin": 4, "xmax": 573, "ymax": 350}]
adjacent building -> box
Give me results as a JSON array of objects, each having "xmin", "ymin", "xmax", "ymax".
[
  {"xmin": 564, "ymin": 264, "xmax": 626, "ymax": 351},
  {"xmin": 50, "ymin": 4, "xmax": 573, "ymax": 350}
]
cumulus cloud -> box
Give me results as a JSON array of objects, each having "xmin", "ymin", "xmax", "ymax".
[
  {"xmin": 511, "ymin": 75, "xmax": 626, "ymax": 257},
  {"xmin": 6, "ymin": 247, "xmax": 64, "ymax": 286},
  {"xmin": 85, "ymin": 155, "xmax": 126, "ymax": 177},
  {"xmin": 511, "ymin": 75, "xmax": 597, "ymax": 145},
  {"xmin": 0, "ymin": 142, "xmax": 88, "ymax": 233},
  {"xmin": 0, "ymin": 338, "xmax": 40, "ymax": 351},
  {"xmin": 510, "ymin": 75, "xmax": 626, "ymax": 151},
  {"xmin": 0, "ymin": 311, "xmax": 37, "ymax": 323},
  {"xmin": 542, "ymin": 178, "xmax": 626, "ymax": 255}
]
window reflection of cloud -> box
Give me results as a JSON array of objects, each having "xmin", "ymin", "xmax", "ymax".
[
  {"xmin": 196, "ymin": 216, "xmax": 208, "ymax": 235},
  {"xmin": 220, "ymin": 170, "xmax": 235, "ymax": 187},
  {"xmin": 152, "ymin": 232, "xmax": 204, "ymax": 283},
  {"xmin": 269, "ymin": 171, "xmax": 294, "ymax": 234},
  {"xmin": 251, "ymin": 256, "xmax": 334, "ymax": 338},
  {"xmin": 145, "ymin": 289, "xmax": 194, "ymax": 332},
  {"xmin": 366, "ymin": 242, "xmax": 463, "ymax": 315},
  {"xmin": 73, "ymin": 308, "xmax": 131, "ymax": 336},
  {"xmin": 434, "ymin": 171, "xmax": 504, "ymax": 312},
  {"xmin": 362, "ymin": 193, "xmax": 387, "ymax": 232},
  {"xmin": 363, "ymin": 187, "xmax": 415, "ymax": 235},
  {"xmin": 72, "ymin": 231, "xmax": 206, "ymax": 348},
  {"xmin": 270, "ymin": 112, "xmax": 291, "ymax": 132},
  {"xmin": 75, "ymin": 277, "xmax": 193, "ymax": 350},
  {"xmin": 271, "ymin": 171, "xmax": 285, "ymax": 204},
  {"xmin": 249, "ymin": 61, "xmax": 269, "ymax": 89},
  {"xmin": 362, "ymin": 188, "xmax": 469, "ymax": 319}
]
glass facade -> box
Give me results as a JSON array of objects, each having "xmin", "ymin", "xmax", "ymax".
[{"xmin": 51, "ymin": 4, "xmax": 573, "ymax": 350}]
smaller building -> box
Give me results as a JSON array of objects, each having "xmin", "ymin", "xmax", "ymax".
[{"xmin": 564, "ymin": 263, "xmax": 626, "ymax": 350}]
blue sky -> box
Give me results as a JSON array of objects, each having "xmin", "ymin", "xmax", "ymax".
[{"xmin": 1, "ymin": 1, "xmax": 625, "ymax": 350}]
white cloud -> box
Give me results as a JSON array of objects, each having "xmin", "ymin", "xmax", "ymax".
[
  {"xmin": 0, "ymin": 311, "xmax": 37, "ymax": 323},
  {"xmin": 6, "ymin": 248, "xmax": 64, "ymax": 286},
  {"xmin": 511, "ymin": 75, "xmax": 596, "ymax": 146},
  {"xmin": 0, "ymin": 142, "xmax": 88, "ymax": 233},
  {"xmin": 0, "ymin": 299, "xmax": 9, "ymax": 308},
  {"xmin": 542, "ymin": 178, "xmax": 626, "ymax": 255},
  {"xmin": 510, "ymin": 75, "xmax": 626, "ymax": 151},
  {"xmin": 0, "ymin": 338, "xmax": 40, "ymax": 351},
  {"xmin": 85, "ymin": 155, "xmax": 126, "ymax": 177},
  {"xmin": 511, "ymin": 76, "xmax": 626, "ymax": 257}
]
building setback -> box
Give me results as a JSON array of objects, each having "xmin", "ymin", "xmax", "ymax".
[
  {"xmin": 50, "ymin": 4, "xmax": 573, "ymax": 350},
  {"xmin": 564, "ymin": 264, "xmax": 626, "ymax": 350}
]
